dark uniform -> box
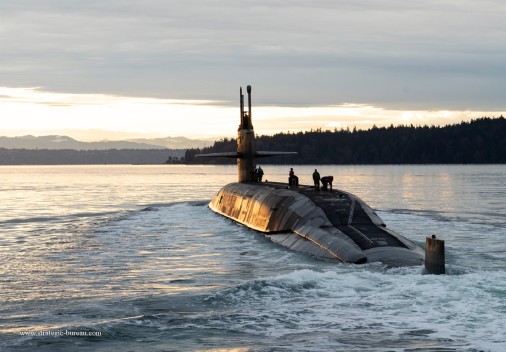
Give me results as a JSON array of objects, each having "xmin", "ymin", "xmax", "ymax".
[
  {"xmin": 312, "ymin": 169, "xmax": 321, "ymax": 191},
  {"xmin": 321, "ymin": 175, "xmax": 333, "ymax": 191}
]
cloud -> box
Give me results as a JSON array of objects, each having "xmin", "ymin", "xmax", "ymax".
[
  {"xmin": 0, "ymin": 87, "xmax": 501, "ymax": 140},
  {"xmin": 0, "ymin": 1, "xmax": 505, "ymax": 110}
]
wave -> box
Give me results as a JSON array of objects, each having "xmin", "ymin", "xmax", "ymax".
[
  {"xmin": 0, "ymin": 200, "xmax": 210, "ymax": 226},
  {"xmin": 139, "ymin": 199, "xmax": 210, "ymax": 209},
  {"xmin": 385, "ymin": 208, "xmax": 506, "ymax": 228},
  {"xmin": 4, "ymin": 267, "xmax": 505, "ymax": 352},
  {"xmin": 0, "ymin": 211, "xmax": 119, "ymax": 225}
]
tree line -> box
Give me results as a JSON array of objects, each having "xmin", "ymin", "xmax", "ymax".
[{"xmin": 184, "ymin": 116, "xmax": 506, "ymax": 164}]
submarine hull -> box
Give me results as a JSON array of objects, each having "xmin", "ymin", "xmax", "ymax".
[{"xmin": 210, "ymin": 182, "xmax": 424, "ymax": 266}]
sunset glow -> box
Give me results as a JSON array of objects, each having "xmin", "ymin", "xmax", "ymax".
[{"xmin": 0, "ymin": 87, "xmax": 501, "ymax": 141}]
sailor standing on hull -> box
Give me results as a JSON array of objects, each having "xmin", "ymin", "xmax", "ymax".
[
  {"xmin": 312, "ymin": 169, "xmax": 321, "ymax": 191},
  {"xmin": 288, "ymin": 168, "xmax": 298, "ymax": 187},
  {"xmin": 257, "ymin": 166, "xmax": 264, "ymax": 182}
]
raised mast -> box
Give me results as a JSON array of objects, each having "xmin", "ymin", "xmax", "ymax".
[
  {"xmin": 237, "ymin": 85, "xmax": 255, "ymax": 182},
  {"xmin": 240, "ymin": 87, "xmax": 245, "ymax": 128},
  {"xmin": 247, "ymin": 85, "xmax": 252, "ymax": 127}
]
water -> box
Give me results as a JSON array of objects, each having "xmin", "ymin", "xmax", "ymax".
[{"xmin": 0, "ymin": 164, "xmax": 505, "ymax": 352}]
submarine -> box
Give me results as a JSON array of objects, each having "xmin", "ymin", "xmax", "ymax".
[{"xmin": 198, "ymin": 85, "xmax": 424, "ymax": 266}]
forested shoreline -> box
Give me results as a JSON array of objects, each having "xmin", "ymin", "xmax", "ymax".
[
  {"xmin": 185, "ymin": 116, "xmax": 506, "ymax": 164},
  {"xmin": 2, "ymin": 117, "xmax": 504, "ymax": 165}
]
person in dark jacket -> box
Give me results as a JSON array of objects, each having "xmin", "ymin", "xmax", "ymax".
[
  {"xmin": 257, "ymin": 166, "xmax": 264, "ymax": 182},
  {"xmin": 288, "ymin": 168, "xmax": 298, "ymax": 187},
  {"xmin": 321, "ymin": 175, "xmax": 333, "ymax": 191},
  {"xmin": 312, "ymin": 169, "xmax": 320, "ymax": 191}
]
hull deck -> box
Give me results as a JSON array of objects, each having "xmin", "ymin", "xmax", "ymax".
[{"xmin": 209, "ymin": 181, "xmax": 424, "ymax": 266}]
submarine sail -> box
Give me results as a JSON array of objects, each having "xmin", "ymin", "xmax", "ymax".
[
  {"xmin": 197, "ymin": 86, "xmax": 424, "ymax": 266},
  {"xmin": 197, "ymin": 85, "xmax": 296, "ymax": 182}
]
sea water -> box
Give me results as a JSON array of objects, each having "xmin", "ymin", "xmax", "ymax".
[{"xmin": 0, "ymin": 164, "xmax": 505, "ymax": 352}]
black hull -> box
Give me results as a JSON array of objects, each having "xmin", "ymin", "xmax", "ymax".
[{"xmin": 210, "ymin": 182, "xmax": 424, "ymax": 266}]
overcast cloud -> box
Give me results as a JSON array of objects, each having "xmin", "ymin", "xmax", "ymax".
[{"xmin": 1, "ymin": 0, "xmax": 505, "ymax": 110}]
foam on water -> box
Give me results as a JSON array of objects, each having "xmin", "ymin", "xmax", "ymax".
[
  {"xmin": 379, "ymin": 211, "xmax": 506, "ymax": 273},
  {"xmin": 198, "ymin": 267, "xmax": 505, "ymax": 351}
]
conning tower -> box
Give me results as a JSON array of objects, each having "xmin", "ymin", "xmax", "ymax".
[
  {"xmin": 197, "ymin": 85, "xmax": 296, "ymax": 181},
  {"xmin": 238, "ymin": 86, "xmax": 255, "ymax": 182}
]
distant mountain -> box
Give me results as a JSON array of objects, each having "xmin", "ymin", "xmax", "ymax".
[
  {"xmin": 0, "ymin": 135, "xmax": 212, "ymax": 150},
  {"xmin": 127, "ymin": 136, "xmax": 212, "ymax": 149}
]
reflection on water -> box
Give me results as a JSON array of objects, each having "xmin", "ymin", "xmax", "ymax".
[
  {"xmin": 2, "ymin": 164, "xmax": 505, "ymax": 220},
  {"xmin": 398, "ymin": 171, "xmax": 453, "ymax": 210},
  {"xmin": 260, "ymin": 164, "xmax": 506, "ymax": 223}
]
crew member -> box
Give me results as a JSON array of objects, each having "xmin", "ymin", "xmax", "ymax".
[
  {"xmin": 321, "ymin": 175, "xmax": 333, "ymax": 191},
  {"xmin": 288, "ymin": 168, "xmax": 298, "ymax": 187},
  {"xmin": 257, "ymin": 166, "xmax": 264, "ymax": 182},
  {"xmin": 312, "ymin": 169, "xmax": 321, "ymax": 191}
]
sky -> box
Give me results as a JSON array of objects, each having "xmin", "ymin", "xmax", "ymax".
[{"xmin": 1, "ymin": 0, "xmax": 505, "ymax": 140}]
